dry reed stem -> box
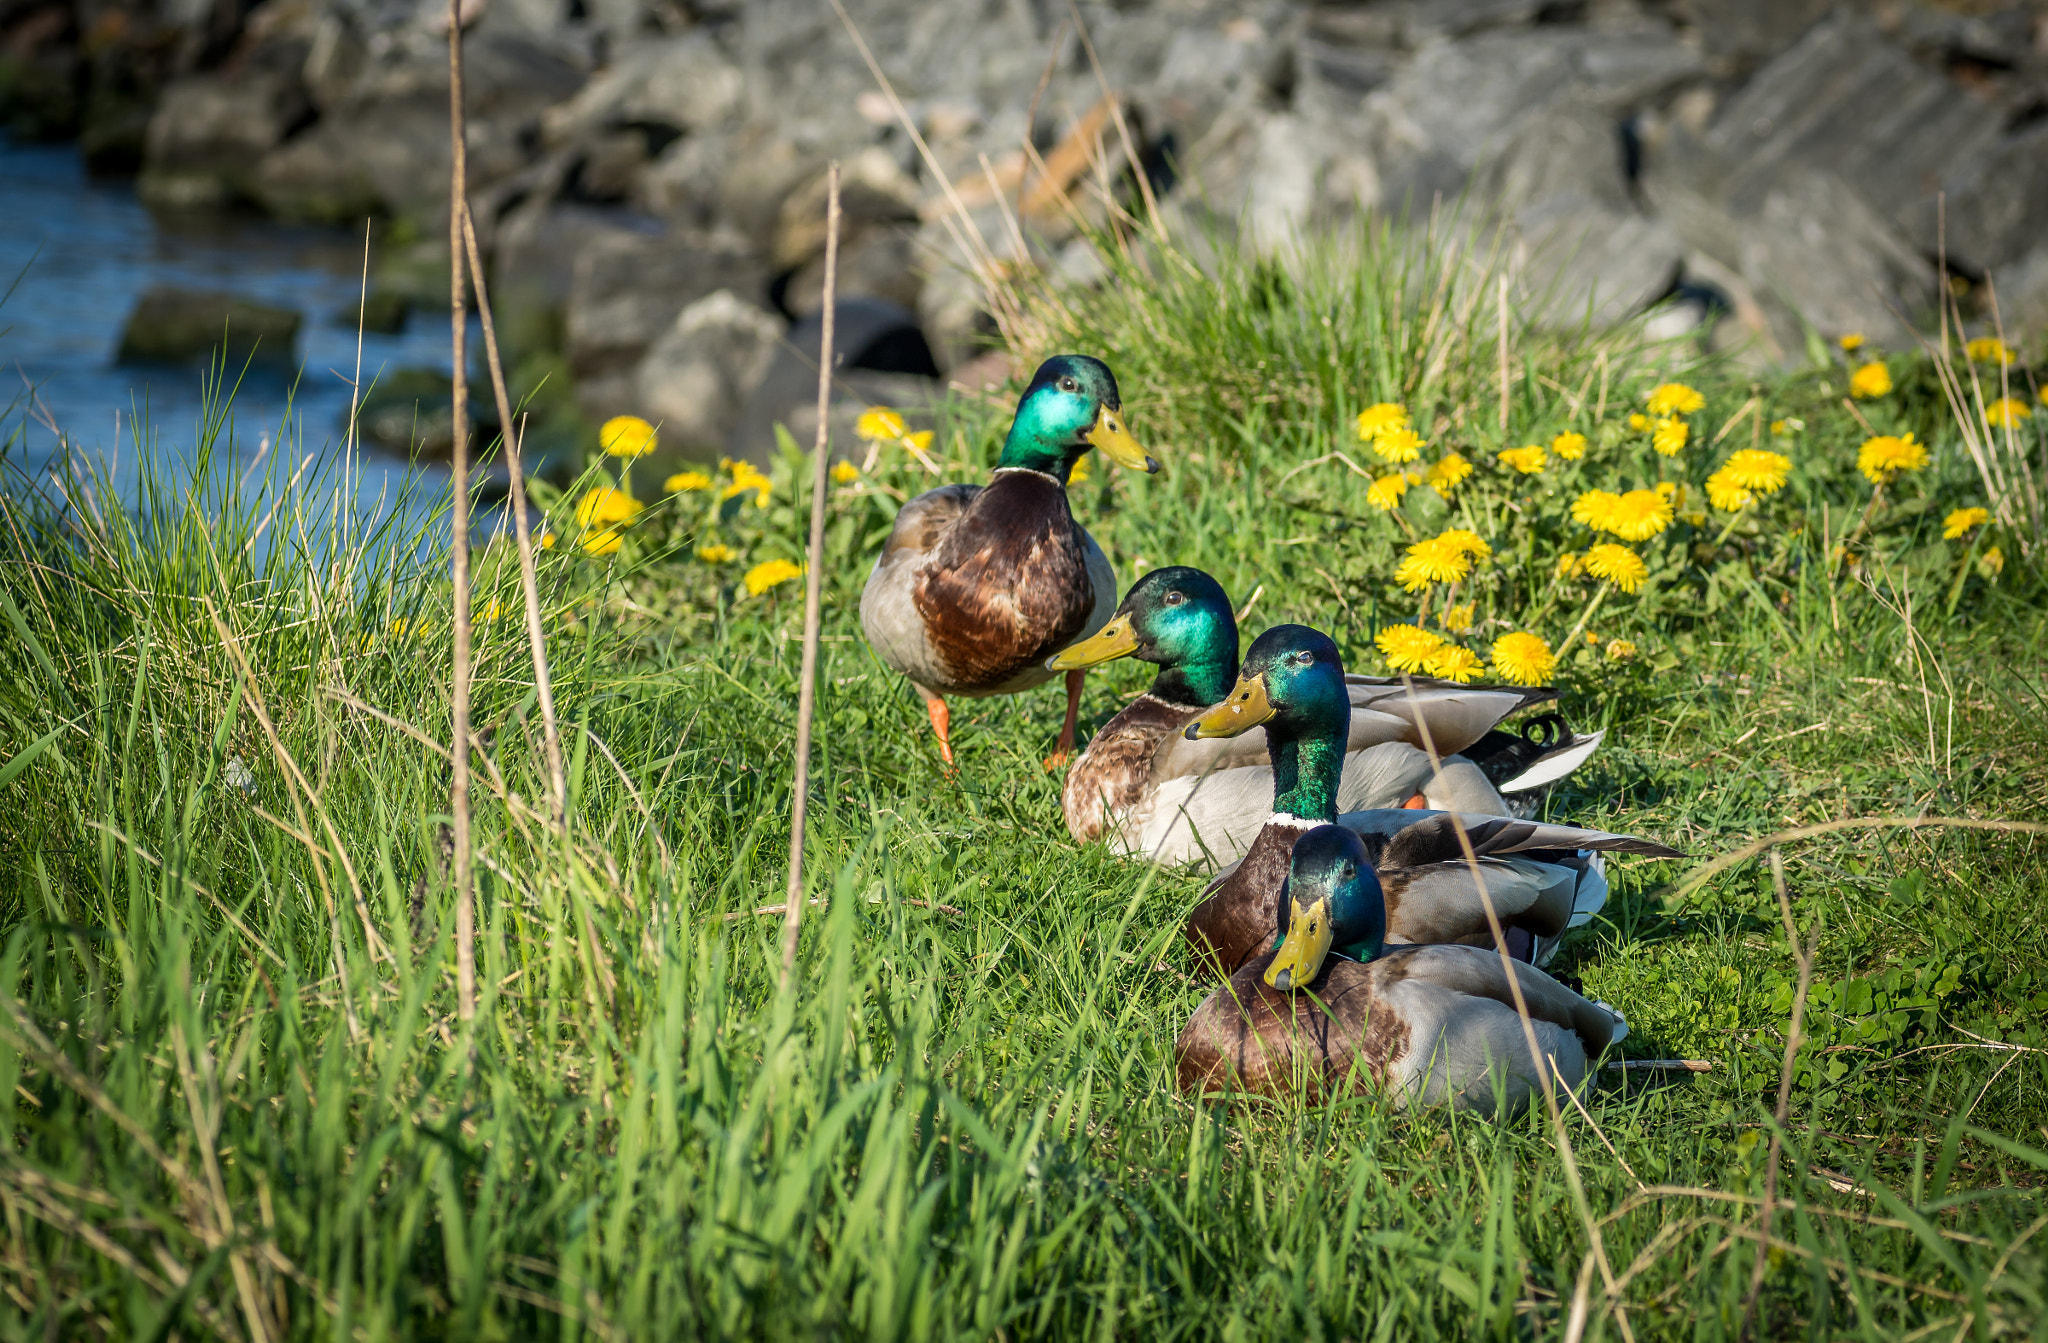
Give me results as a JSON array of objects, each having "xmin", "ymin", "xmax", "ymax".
[
  {"xmin": 446, "ymin": 0, "xmax": 477, "ymax": 1021},
  {"xmin": 782, "ymin": 164, "xmax": 841, "ymax": 985},
  {"xmin": 456, "ymin": 206, "xmax": 570, "ymax": 834}
]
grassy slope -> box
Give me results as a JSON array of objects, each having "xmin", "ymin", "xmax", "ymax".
[{"xmin": 2, "ymin": 228, "xmax": 2046, "ymax": 1339}]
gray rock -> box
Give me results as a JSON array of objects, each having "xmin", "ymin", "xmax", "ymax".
[
  {"xmin": 565, "ymin": 228, "xmax": 769, "ymax": 382},
  {"xmin": 118, "ymin": 288, "xmax": 302, "ymax": 369},
  {"xmin": 1736, "ymin": 173, "xmax": 1936, "ymax": 351},
  {"xmin": 1926, "ymin": 121, "xmax": 2048, "ymax": 276},
  {"xmin": 138, "ymin": 65, "xmax": 312, "ymax": 210},
  {"xmin": 633, "ymin": 290, "xmax": 784, "ymax": 455},
  {"xmin": 729, "ymin": 297, "xmax": 938, "ymax": 464},
  {"xmin": 539, "ymin": 32, "xmax": 745, "ymax": 147}
]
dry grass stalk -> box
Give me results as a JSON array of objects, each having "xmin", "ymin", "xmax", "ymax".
[
  {"xmin": 1741, "ymin": 850, "xmax": 1818, "ymax": 1338},
  {"xmin": 446, "ymin": 0, "xmax": 477, "ymax": 1020},
  {"xmin": 782, "ymin": 164, "xmax": 841, "ymax": 985}
]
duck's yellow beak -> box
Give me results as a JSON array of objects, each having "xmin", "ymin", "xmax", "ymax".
[
  {"xmin": 1264, "ymin": 892, "xmax": 1334, "ymax": 991},
  {"xmin": 1086, "ymin": 404, "xmax": 1159, "ymax": 474},
  {"xmin": 1048, "ymin": 613, "xmax": 1139, "ymax": 671},
  {"xmin": 1183, "ymin": 672, "xmax": 1273, "ymax": 739}
]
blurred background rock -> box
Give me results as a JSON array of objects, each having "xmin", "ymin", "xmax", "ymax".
[{"xmin": 3, "ymin": 0, "xmax": 2046, "ymax": 476}]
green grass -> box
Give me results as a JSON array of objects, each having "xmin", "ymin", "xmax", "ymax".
[{"xmin": 2, "ymin": 223, "xmax": 2046, "ymax": 1340}]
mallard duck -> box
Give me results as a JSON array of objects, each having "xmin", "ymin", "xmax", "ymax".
[
  {"xmin": 860, "ymin": 354, "xmax": 1158, "ymax": 766},
  {"xmin": 1050, "ymin": 565, "xmax": 1606, "ymax": 864},
  {"xmin": 1178, "ymin": 624, "xmax": 1680, "ymax": 979},
  {"xmin": 1176, "ymin": 824, "xmax": 1625, "ymax": 1112}
]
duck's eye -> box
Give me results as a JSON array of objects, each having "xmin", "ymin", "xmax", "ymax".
[
  {"xmin": 1058, "ymin": 376, "xmax": 1079, "ymax": 393},
  {"xmin": 1163, "ymin": 590, "xmax": 1184, "ymax": 606},
  {"xmin": 1295, "ymin": 651, "xmax": 1313, "ymax": 666}
]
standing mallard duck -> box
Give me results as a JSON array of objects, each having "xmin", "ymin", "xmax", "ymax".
[
  {"xmin": 861, "ymin": 355, "xmax": 1158, "ymax": 767},
  {"xmin": 1176, "ymin": 825, "xmax": 1624, "ymax": 1112},
  {"xmin": 1050, "ymin": 565, "xmax": 1605, "ymax": 862},
  {"xmin": 1177, "ymin": 624, "xmax": 1680, "ymax": 979}
]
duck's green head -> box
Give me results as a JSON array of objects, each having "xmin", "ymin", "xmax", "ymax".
[
  {"xmin": 1265, "ymin": 824, "xmax": 1385, "ymax": 991},
  {"xmin": 1046, "ymin": 566, "xmax": 1238, "ymax": 706},
  {"xmin": 1182, "ymin": 624, "xmax": 1350, "ymax": 820},
  {"xmin": 995, "ymin": 354, "xmax": 1159, "ymax": 482}
]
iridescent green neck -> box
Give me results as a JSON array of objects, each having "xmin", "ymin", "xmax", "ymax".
[
  {"xmin": 995, "ymin": 400, "xmax": 1079, "ymax": 479},
  {"xmin": 1152, "ymin": 650, "xmax": 1236, "ymax": 708},
  {"xmin": 1268, "ymin": 731, "xmax": 1341, "ymax": 821}
]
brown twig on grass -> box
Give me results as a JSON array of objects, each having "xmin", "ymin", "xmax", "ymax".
[
  {"xmin": 781, "ymin": 165, "xmax": 841, "ymax": 985},
  {"xmin": 446, "ymin": 0, "xmax": 477, "ymax": 1020},
  {"xmin": 1741, "ymin": 850, "xmax": 1819, "ymax": 1339}
]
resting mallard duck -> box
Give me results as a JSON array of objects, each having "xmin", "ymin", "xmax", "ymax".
[
  {"xmin": 1049, "ymin": 566, "xmax": 1604, "ymax": 864},
  {"xmin": 860, "ymin": 354, "xmax": 1159, "ymax": 766},
  {"xmin": 1177, "ymin": 624, "xmax": 1681, "ymax": 979},
  {"xmin": 1176, "ymin": 824, "xmax": 1625, "ymax": 1112}
]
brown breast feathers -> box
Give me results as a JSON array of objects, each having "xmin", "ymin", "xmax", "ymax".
[
  {"xmin": 1063, "ymin": 696, "xmax": 1201, "ymax": 844},
  {"xmin": 911, "ymin": 470, "xmax": 1097, "ymax": 691},
  {"xmin": 1175, "ymin": 950, "xmax": 1407, "ymax": 1099},
  {"xmin": 1183, "ymin": 819, "xmax": 1308, "ymax": 980}
]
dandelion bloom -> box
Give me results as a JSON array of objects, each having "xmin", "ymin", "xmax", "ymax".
[
  {"xmin": 856, "ymin": 407, "xmax": 907, "ymax": 441},
  {"xmin": 582, "ymin": 528, "xmax": 624, "ymax": 556},
  {"xmin": 1979, "ymin": 546, "xmax": 2005, "ymax": 578},
  {"xmin": 1554, "ymin": 551, "xmax": 1583, "ymax": 579},
  {"xmin": 1356, "ymin": 403, "xmax": 1409, "ymax": 441},
  {"xmin": 665, "ymin": 470, "xmax": 712, "ymax": 492},
  {"xmin": 576, "ymin": 487, "xmax": 640, "ymax": 528},
  {"xmin": 477, "ymin": 599, "xmax": 507, "ymax": 622},
  {"xmin": 1489, "ymin": 631, "xmax": 1556, "ymax": 685},
  {"xmin": 1849, "ymin": 361, "xmax": 1892, "ymax": 399},
  {"xmin": 722, "ymin": 459, "xmax": 772, "ymax": 507},
  {"xmin": 697, "ymin": 542, "xmax": 736, "ymax": 563},
  {"xmin": 1375, "ymin": 623, "xmax": 1444, "ymax": 672},
  {"xmin": 1424, "ymin": 644, "xmax": 1484, "ymax": 683},
  {"xmin": 600, "ymin": 414, "xmax": 658, "ymax": 459},
  {"xmin": 1652, "ymin": 416, "xmax": 1689, "ymax": 456},
  {"xmin": 1606, "ymin": 639, "xmax": 1636, "ymax": 661},
  {"xmin": 1365, "ymin": 473, "xmax": 1410, "ymax": 510},
  {"xmin": 1857, "ymin": 433, "xmax": 1927, "ymax": 483},
  {"xmin": 1964, "ymin": 337, "xmax": 2013, "ymax": 365},
  {"xmin": 744, "ymin": 558, "xmax": 804, "ymax": 595},
  {"xmin": 1942, "ymin": 507, "xmax": 1990, "ymax": 539},
  {"xmin": 1985, "ymin": 397, "xmax": 2032, "ymax": 428},
  {"xmin": 1839, "ymin": 333, "xmax": 1865, "ymax": 352},
  {"xmin": 1583, "ymin": 543, "xmax": 1648, "ymax": 592},
  {"xmin": 1497, "ymin": 445, "xmax": 1546, "ymax": 474},
  {"xmin": 1646, "ymin": 383, "xmax": 1704, "ymax": 416},
  {"xmin": 1441, "ymin": 602, "xmax": 1476, "ymax": 633},
  {"xmin": 1373, "ymin": 426, "xmax": 1427, "ymax": 464},
  {"xmin": 1571, "ymin": 489, "xmax": 1620, "ymax": 530},
  {"xmin": 1551, "ymin": 430, "xmax": 1587, "ymax": 461},
  {"xmin": 1435, "ymin": 528, "xmax": 1493, "ymax": 559},
  {"xmin": 1718, "ymin": 448, "xmax": 1792, "ymax": 494},
  {"xmin": 1426, "ymin": 452, "xmax": 1473, "ymax": 495},
  {"xmin": 1770, "ymin": 418, "xmax": 1803, "ymax": 436},
  {"xmin": 1395, "ymin": 535, "xmax": 1472, "ymax": 591},
  {"xmin": 1627, "ymin": 412, "xmax": 1650, "ymax": 431},
  {"xmin": 1705, "ymin": 469, "xmax": 1753, "ymax": 512},
  {"xmin": 1603, "ymin": 489, "xmax": 1673, "ymax": 541},
  {"xmin": 831, "ymin": 460, "xmax": 860, "ymax": 484},
  {"xmin": 538, "ymin": 531, "xmax": 557, "ymax": 549}
]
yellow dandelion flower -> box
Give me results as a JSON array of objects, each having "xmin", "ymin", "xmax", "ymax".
[
  {"xmin": 1551, "ymin": 430, "xmax": 1587, "ymax": 461},
  {"xmin": 721, "ymin": 459, "xmax": 772, "ymax": 507},
  {"xmin": 1424, "ymin": 644, "xmax": 1484, "ymax": 683},
  {"xmin": 1652, "ymin": 416, "xmax": 1689, "ymax": 456},
  {"xmin": 1942, "ymin": 507, "xmax": 1990, "ymax": 539},
  {"xmin": 831, "ymin": 460, "xmax": 860, "ymax": 484},
  {"xmin": 1583, "ymin": 543, "xmax": 1648, "ymax": 593},
  {"xmin": 1718, "ymin": 448, "xmax": 1792, "ymax": 494},
  {"xmin": 1839, "ymin": 333, "xmax": 1865, "ymax": 352},
  {"xmin": 1395, "ymin": 536, "xmax": 1472, "ymax": 592},
  {"xmin": 855, "ymin": 407, "xmax": 906, "ymax": 441},
  {"xmin": 905, "ymin": 429, "xmax": 935, "ymax": 453},
  {"xmin": 1627, "ymin": 412, "xmax": 1650, "ymax": 431},
  {"xmin": 389, "ymin": 616, "xmax": 435, "ymax": 639},
  {"xmin": 1434, "ymin": 528, "xmax": 1493, "ymax": 559},
  {"xmin": 1705, "ymin": 469, "xmax": 1753, "ymax": 512},
  {"xmin": 1571, "ymin": 489, "xmax": 1621, "ymax": 530},
  {"xmin": 1441, "ymin": 602, "xmax": 1476, "ymax": 633},
  {"xmin": 1986, "ymin": 397, "xmax": 2032, "ymax": 428},
  {"xmin": 1489, "ymin": 631, "xmax": 1556, "ymax": 685},
  {"xmin": 1849, "ymin": 361, "xmax": 1892, "ymax": 399},
  {"xmin": 743, "ymin": 558, "xmax": 804, "ymax": 596},
  {"xmin": 1356, "ymin": 403, "xmax": 1409, "ymax": 441},
  {"xmin": 1646, "ymin": 383, "xmax": 1704, "ymax": 416},
  {"xmin": 1978, "ymin": 545, "xmax": 2004, "ymax": 579},
  {"xmin": 1964, "ymin": 337, "xmax": 2013, "ymax": 365},
  {"xmin": 1426, "ymin": 452, "xmax": 1473, "ymax": 496},
  {"xmin": 1365, "ymin": 473, "xmax": 1410, "ymax": 510},
  {"xmin": 575, "ymin": 486, "xmax": 639, "ymax": 528},
  {"xmin": 1375, "ymin": 623, "xmax": 1445, "ymax": 673},
  {"xmin": 697, "ymin": 542, "xmax": 736, "ymax": 563},
  {"xmin": 665, "ymin": 470, "xmax": 712, "ymax": 492},
  {"xmin": 581, "ymin": 528, "xmax": 624, "ymax": 556},
  {"xmin": 476, "ymin": 599, "xmax": 508, "ymax": 622},
  {"xmin": 1857, "ymin": 433, "xmax": 1927, "ymax": 483},
  {"xmin": 1373, "ymin": 426, "xmax": 1427, "ymax": 464},
  {"xmin": 600, "ymin": 414, "xmax": 658, "ymax": 459},
  {"xmin": 1606, "ymin": 639, "xmax": 1636, "ymax": 661},
  {"xmin": 1497, "ymin": 444, "xmax": 1547, "ymax": 474},
  {"xmin": 1601, "ymin": 489, "xmax": 1674, "ymax": 541},
  {"xmin": 538, "ymin": 530, "xmax": 557, "ymax": 550},
  {"xmin": 1770, "ymin": 418, "xmax": 1803, "ymax": 436},
  {"xmin": 1554, "ymin": 551, "xmax": 1583, "ymax": 579}
]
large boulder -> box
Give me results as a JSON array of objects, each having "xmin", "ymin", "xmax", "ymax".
[
  {"xmin": 632, "ymin": 290, "xmax": 784, "ymax": 455},
  {"xmin": 564, "ymin": 227, "xmax": 769, "ymax": 411},
  {"xmin": 118, "ymin": 288, "xmax": 301, "ymax": 369},
  {"xmin": 138, "ymin": 62, "xmax": 311, "ymax": 211},
  {"xmin": 1925, "ymin": 121, "xmax": 2048, "ymax": 278},
  {"xmin": 729, "ymin": 297, "xmax": 939, "ymax": 465},
  {"xmin": 538, "ymin": 31, "xmax": 744, "ymax": 148}
]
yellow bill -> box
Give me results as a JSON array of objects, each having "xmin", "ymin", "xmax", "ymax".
[
  {"xmin": 1182, "ymin": 673, "xmax": 1274, "ymax": 740},
  {"xmin": 1048, "ymin": 613, "xmax": 1139, "ymax": 671},
  {"xmin": 1264, "ymin": 892, "xmax": 1335, "ymax": 991},
  {"xmin": 1086, "ymin": 404, "xmax": 1160, "ymax": 474}
]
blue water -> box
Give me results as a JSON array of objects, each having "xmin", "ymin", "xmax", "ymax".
[{"xmin": 0, "ymin": 135, "xmax": 467, "ymax": 532}]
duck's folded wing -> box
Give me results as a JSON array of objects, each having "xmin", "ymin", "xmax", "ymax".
[
  {"xmin": 1346, "ymin": 679, "xmax": 1558, "ymax": 758},
  {"xmin": 1383, "ymin": 857, "xmax": 1582, "ymax": 942},
  {"xmin": 1391, "ymin": 943, "xmax": 1619, "ymax": 1051},
  {"xmin": 1353, "ymin": 810, "xmax": 1683, "ymax": 867}
]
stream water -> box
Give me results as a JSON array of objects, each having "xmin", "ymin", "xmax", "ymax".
[{"xmin": 0, "ymin": 134, "xmax": 469, "ymax": 538}]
